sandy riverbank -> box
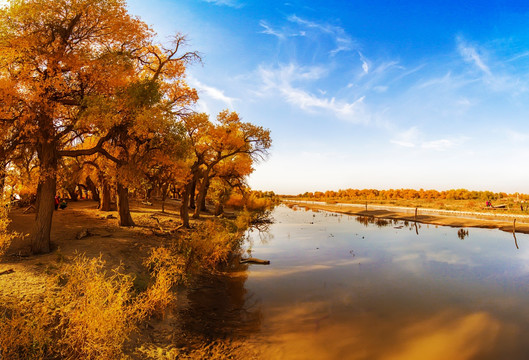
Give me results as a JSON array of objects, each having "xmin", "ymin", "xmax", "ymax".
[{"xmin": 285, "ymin": 201, "xmax": 529, "ymax": 235}]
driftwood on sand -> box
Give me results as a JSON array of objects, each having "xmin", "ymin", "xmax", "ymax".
[
  {"xmin": 0, "ymin": 269, "xmax": 15, "ymax": 276},
  {"xmin": 240, "ymin": 257, "xmax": 270, "ymax": 265}
]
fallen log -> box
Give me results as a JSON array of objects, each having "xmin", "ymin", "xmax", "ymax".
[
  {"xmin": 0, "ymin": 269, "xmax": 15, "ymax": 276},
  {"xmin": 240, "ymin": 257, "xmax": 270, "ymax": 265}
]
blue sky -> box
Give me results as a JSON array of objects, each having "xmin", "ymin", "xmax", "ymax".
[{"xmin": 127, "ymin": 0, "xmax": 529, "ymax": 195}]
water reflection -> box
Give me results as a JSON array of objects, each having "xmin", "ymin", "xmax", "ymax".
[
  {"xmin": 178, "ymin": 265, "xmax": 262, "ymax": 341},
  {"xmin": 355, "ymin": 215, "xmax": 422, "ymax": 234},
  {"xmin": 457, "ymin": 228, "xmax": 469, "ymax": 240},
  {"xmin": 355, "ymin": 215, "xmax": 398, "ymax": 228},
  {"xmin": 182, "ymin": 205, "xmax": 529, "ymax": 359}
]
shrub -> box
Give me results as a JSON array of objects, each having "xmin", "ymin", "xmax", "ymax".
[
  {"xmin": 0, "ymin": 251, "xmax": 189, "ymax": 360},
  {"xmin": 50, "ymin": 255, "xmax": 139, "ymax": 359},
  {"xmin": 180, "ymin": 217, "xmax": 244, "ymax": 271},
  {"xmin": 225, "ymin": 191, "xmax": 275, "ymax": 211},
  {"xmin": 136, "ymin": 247, "xmax": 186, "ymax": 319},
  {"xmin": 0, "ymin": 306, "xmax": 50, "ymax": 360},
  {"xmin": 0, "ymin": 201, "xmax": 15, "ymax": 257}
]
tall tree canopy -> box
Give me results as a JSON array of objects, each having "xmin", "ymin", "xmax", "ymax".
[{"xmin": 0, "ymin": 0, "xmax": 197, "ymax": 253}]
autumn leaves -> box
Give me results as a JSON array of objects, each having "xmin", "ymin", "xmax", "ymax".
[{"xmin": 0, "ymin": 0, "xmax": 270, "ymax": 253}]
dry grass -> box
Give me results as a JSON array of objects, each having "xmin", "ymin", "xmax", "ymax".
[
  {"xmin": 1, "ymin": 254, "xmax": 140, "ymax": 359},
  {"xmin": 136, "ymin": 247, "xmax": 186, "ymax": 319},
  {"xmin": 0, "ymin": 209, "xmax": 254, "ymax": 360},
  {"xmin": 135, "ymin": 340, "xmax": 260, "ymax": 360},
  {"xmin": 0, "ymin": 251, "xmax": 189, "ymax": 360},
  {"xmin": 0, "ymin": 201, "xmax": 15, "ymax": 257}
]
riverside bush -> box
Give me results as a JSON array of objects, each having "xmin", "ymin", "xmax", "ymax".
[
  {"xmin": 0, "ymin": 201, "xmax": 15, "ymax": 257},
  {"xmin": 0, "ymin": 213, "xmax": 252, "ymax": 359},
  {"xmin": 0, "ymin": 252, "xmax": 186, "ymax": 360},
  {"xmin": 179, "ymin": 217, "xmax": 245, "ymax": 271}
]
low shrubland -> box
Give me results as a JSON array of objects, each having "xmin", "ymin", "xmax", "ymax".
[
  {"xmin": 0, "ymin": 212, "xmax": 254, "ymax": 359},
  {"xmin": 225, "ymin": 190, "xmax": 278, "ymax": 211}
]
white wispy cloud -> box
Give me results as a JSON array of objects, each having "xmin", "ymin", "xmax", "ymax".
[
  {"xmin": 188, "ymin": 77, "xmax": 237, "ymax": 109},
  {"xmin": 457, "ymin": 38, "xmax": 491, "ymax": 76},
  {"xmin": 259, "ymin": 20, "xmax": 285, "ymax": 39},
  {"xmin": 258, "ymin": 63, "xmax": 369, "ymax": 123},
  {"xmin": 259, "ymin": 20, "xmax": 307, "ymax": 39},
  {"xmin": 391, "ymin": 127, "xmax": 467, "ymax": 151},
  {"xmin": 505, "ymin": 129, "xmax": 529, "ymax": 142},
  {"xmin": 358, "ymin": 52, "xmax": 369, "ymax": 74},
  {"xmin": 421, "ymin": 139, "xmax": 456, "ymax": 151},
  {"xmin": 287, "ymin": 14, "xmax": 355, "ymax": 56},
  {"xmin": 390, "ymin": 126, "xmax": 420, "ymax": 148},
  {"xmin": 201, "ymin": 0, "xmax": 242, "ymax": 8}
]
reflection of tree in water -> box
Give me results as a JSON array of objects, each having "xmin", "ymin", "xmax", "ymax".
[
  {"xmin": 356, "ymin": 216, "xmax": 373, "ymax": 227},
  {"xmin": 244, "ymin": 210, "xmax": 275, "ymax": 248},
  {"xmin": 174, "ymin": 214, "xmax": 276, "ymax": 344},
  {"xmin": 457, "ymin": 228, "xmax": 469, "ymax": 240},
  {"xmin": 355, "ymin": 216, "xmax": 400, "ymax": 228},
  {"xmin": 178, "ymin": 263, "xmax": 262, "ymax": 342}
]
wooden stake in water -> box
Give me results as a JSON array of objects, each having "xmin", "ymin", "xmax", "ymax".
[
  {"xmin": 415, "ymin": 207, "xmax": 418, "ymax": 220},
  {"xmin": 513, "ymin": 219, "xmax": 519, "ymax": 249}
]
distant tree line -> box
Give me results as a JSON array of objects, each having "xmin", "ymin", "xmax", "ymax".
[{"xmin": 295, "ymin": 188, "xmax": 528, "ymax": 202}]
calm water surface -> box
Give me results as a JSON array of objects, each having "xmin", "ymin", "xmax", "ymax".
[{"xmin": 181, "ymin": 205, "xmax": 529, "ymax": 359}]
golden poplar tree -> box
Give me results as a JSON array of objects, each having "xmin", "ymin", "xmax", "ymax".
[{"xmin": 0, "ymin": 0, "xmax": 197, "ymax": 253}]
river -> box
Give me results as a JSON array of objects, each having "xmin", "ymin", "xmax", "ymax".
[{"xmin": 179, "ymin": 204, "xmax": 529, "ymax": 359}]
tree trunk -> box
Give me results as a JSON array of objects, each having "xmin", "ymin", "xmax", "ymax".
[
  {"xmin": 214, "ymin": 202, "xmax": 223, "ymax": 216},
  {"xmin": 161, "ymin": 183, "xmax": 168, "ymax": 213},
  {"xmin": 32, "ymin": 141, "xmax": 57, "ymax": 254},
  {"xmin": 200, "ymin": 177, "xmax": 210, "ymax": 212},
  {"xmin": 189, "ymin": 178, "xmax": 196, "ymax": 209},
  {"xmin": 35, "ymin": 182, "xmax": 42, "ymax": 218},
  {"xmin": 0, "ymin": 159, "xmax": 6, "ymax": 199},
  {"xmin": 66, "ymin": 186, "xmax": 78, "ymax": 201},
  {"xmin": 86, "ymin": 176, "xmax": 100, "ymax": 202},
  {"xmin": 146, "ymin": 187, "xmax": 153, "ymax": 200},
  {"xmin": 99, "ymin": 176, "xmax": 111, "ymax": 211},
  {"xmin": 193, "ymin": 170, "xmax": 211, "ymax": 219},
  {"xmin": 117, "ymin": 181, "xmax": 134, "ymax": 226},
  {"xmin": 180, "ymin": 182, "xmax": 192, "ymax": 228}
]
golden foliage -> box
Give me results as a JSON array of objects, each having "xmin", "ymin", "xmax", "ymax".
[
  {"xmin": 180, "ymin": 218, "xmax": 244, "ymax": 271},
  {"xmin": 136, "ymin": 247, "xmax": 186, "ymax": 319},
  {"xmin": 226, "ymin": 191, "xmax": 277, "ymax": 211},
  {"xmin": 50, "ymin": 255, "xmax": 138, "ymax": 359},
  {"xmin": 0, "ymin": 250, "xmax": 189, "ymax": 359},
  {"xmin": 0, "ymin": 201, "xmax": 15, "ymax": 257}
]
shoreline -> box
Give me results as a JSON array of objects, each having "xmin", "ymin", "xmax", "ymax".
[{"xmin": 284, "ymin": 200, "xmax": 529, "ymax": 235}]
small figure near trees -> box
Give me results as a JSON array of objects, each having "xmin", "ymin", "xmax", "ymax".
[
  {"xmin": 54, "ymin": 196, "xmax": 60, "ymax": 211},
  {"xmin": 60, "ymin": 200, "xmax": 68, "ymax": 210}
]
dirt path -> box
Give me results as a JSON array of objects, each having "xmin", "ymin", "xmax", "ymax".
[
  {"xmin": 0, "ymin": 199, "xmax": 181, "ymax": 307},
  {"xmin": 285, "ymin": 201, "xmax": 529, "ymax": 235}
]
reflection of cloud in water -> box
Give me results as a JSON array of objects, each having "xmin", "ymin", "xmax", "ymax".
[
  {"xmin": 386, "ymin": 312, "xmax": 503, "ymax": 360},
  {"xmin": 258, "ymin": 307, "xmax": 507, "ymax": 360},
  {"xmin": 393, "ymin": 253, "xmax": 421, "ymax": 262},
  {"xmin": 425, "ymin": 249, "xmax": 475, "ymax": 266},
  {"xmin": 250, "ymin": 258, "xmax": 372, "ymax": 279}
]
